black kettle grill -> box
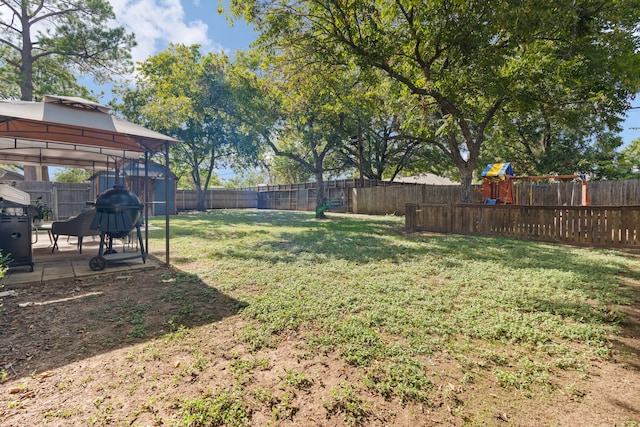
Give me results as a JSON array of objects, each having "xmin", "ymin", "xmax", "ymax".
[{"xmin": 89, "ymin": 185, "xmax": 146, "ymax": 271}]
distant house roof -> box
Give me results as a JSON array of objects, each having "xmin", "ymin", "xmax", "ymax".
[
  {"xmin": 0, "ymin": 167, "xmax": 25, "ymax": 182},
  {"xmin": 390, "ymin": 173, "xmax": 458, "ymax": 185}
]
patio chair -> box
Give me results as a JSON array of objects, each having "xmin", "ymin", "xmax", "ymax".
[{"xmin": 50, "ymin": 208, "xmax": 100, "ymax": 254}]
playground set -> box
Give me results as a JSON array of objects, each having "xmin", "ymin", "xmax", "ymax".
[{"xmin": 480, "ymin": 162, "xmax": 590, "ymax": 206}]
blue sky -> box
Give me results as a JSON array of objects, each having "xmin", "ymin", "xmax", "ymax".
[
  {"xmin": 106, "ymin": 0, "xmax": 256, "ymax": 72},
  {"xmin": 621, "ymin": 104, "xmax": 640, "ymax": 146},
  {"xmin": 103, "ymin": 0, "xmax": 639, "ymax": 148},
  {"xmin": 80, "ymin": 0, "xmax": 258, "ymax": 181}
]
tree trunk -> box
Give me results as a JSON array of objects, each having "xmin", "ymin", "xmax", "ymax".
[
  {"xmin": 20, "ymin": 2, "xmax": 34, "ymax": 102},
  {"xmin": 196, "ymin": 187, "xmax": 206, "ymax": 211},
  {"xmin": 358, "ymin": 125, "xmax": 365, "ymax": 187},
  {"xmin": 459, "ymin": 166, "xmax": 474, "ymax": 204},
  {"xmin": 20, "ymin": 12, "xmax": 49, "ymax": 182},
  {"xmin": 314, "ymin": 171, "xmax": 327, "ymax": 219}
]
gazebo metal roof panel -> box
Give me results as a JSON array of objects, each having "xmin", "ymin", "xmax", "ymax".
[{"xmin": 0, "ymin": 96, "xmax": 180, "ymax": 168}]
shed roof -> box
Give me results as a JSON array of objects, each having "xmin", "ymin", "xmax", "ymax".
[{"xmin": 0, "ymin": 167, "xmax": 25, "ymax": 181}]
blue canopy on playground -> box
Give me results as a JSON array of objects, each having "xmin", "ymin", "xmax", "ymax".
[{"xmin": 481, "ymin": 163, "xmax": 514, "ymax": 178}]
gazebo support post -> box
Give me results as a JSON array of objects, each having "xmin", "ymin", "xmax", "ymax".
[
  {"xmin": 164, "ymin": 141, "xmax": 170, "ymax": 267},
  {"xmin": 144, "ymin": 151, "xmax": 150, "ymax": 260}
]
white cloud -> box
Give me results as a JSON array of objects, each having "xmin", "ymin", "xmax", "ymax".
[{"xmin": 109, "ymin": 0, "xmax": 222, "ymax": 65}]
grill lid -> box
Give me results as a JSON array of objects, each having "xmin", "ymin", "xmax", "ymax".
[
  {"xmin": 91, "ymin": 185, "xmax": 143, "ymax": 234},
  {"xmin": 95, "ymin": 185, "xmax": 143, "ymax": 213}
]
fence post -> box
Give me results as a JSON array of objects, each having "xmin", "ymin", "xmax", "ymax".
[
  {"xmin": 448, "ymin": 203, "xmax": 454, "ymax": 233},
  {"xmin": 52, "ymin": 186, "xmax": 59, "ymax": 220},
  {"xmin": 406, "ymin": 203, "xmax": 416, "ymax": 230}
]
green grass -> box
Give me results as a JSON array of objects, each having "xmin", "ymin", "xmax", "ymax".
[
  {"xmin": 323, "ymin": 383, "xmax": 370, "ymax": 426},
  {"xmin": 176, "ymin": 388, "xmax": 252, "ymax": 427},
  {"xmin": 147, "ymin": 209, "xmax": 640, "ymax": 406}
]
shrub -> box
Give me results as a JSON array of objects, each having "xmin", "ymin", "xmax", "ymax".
[{"xmin": 0, "ymin": 249, "xmax": 9, "ymax": 282}]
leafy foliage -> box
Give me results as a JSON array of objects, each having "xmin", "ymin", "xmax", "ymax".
[
  {"xmin": 336, "ymin": 71, "xmax": 453, "ymax": 181},
  {"xmin": 52, "ymin": 168, "xmax": 92, "ymax": 183},
  {"xmin": 115, "ymin": 44, "xmax": 261, "ymax": 209},
  {"xmin": 230, "ymin": 0, "xmax": 640, "ymax": 197},
  {"xmin": 31, "ymin": 196, "xmax": 51, "ymax": 220},
  {"xmin": 614, "ymin": 137, "xmax": 640, "ymax": 179},
  {"xmin": 176, "ymin": 388, "xmax": 252, "ymax": 427},
  {"xmin": 0, "ymin": 0, "xmax": 135, "ymax": 100},
  {"xmin": 243, "ymin": 50, "xmax": 354, "ymax": 217},
  {"xmin": 0, "ymin": 249, "xmax": 9, "ymax": 281}
]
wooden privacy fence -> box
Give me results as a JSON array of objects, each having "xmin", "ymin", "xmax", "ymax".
[
  {"xmin": 176, "ymin": 179, "xmax": 640, "ymax": 214},
  {"xmin": 14, "ymin": 181, "xmax": 93, "ymax": 219},
  {"xmin": 356, "ymin": 179, "xmax": 640, "ymax": 215},
  {"xmin": 11, "ymin": 178, "xmax": 640, "ymax": 219},
  {"xmin": 353, "ymin": 185, "xmax": 474, "ymax": 215},
  {"xmin": 257, "ymin": 187, "xmax": 348, "ymax": 211},
  {"xmin": 176, "ymin": 189, "xmax": 257, "ymax": 211},
  {"xmin": 248, "ymin": 179, "xmax": 385, "ymax": 212},
  {"xmin": 406, "ymin": 203, "xmax": 640, "ymax": 248}
]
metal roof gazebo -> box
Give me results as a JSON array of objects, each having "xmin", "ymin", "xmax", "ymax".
[{"xmin": 0, "ymin": 95, "xmax": 180, "ymax": 267}]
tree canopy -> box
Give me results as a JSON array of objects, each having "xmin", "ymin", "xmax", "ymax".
[
  {"xmin": 612, "ymin": 137, "xmax": 640, "ymax": 179},
  {"xmin": 52, "ymin": 168, "xmax": 92, "ymax": 183},
  {"xmin": 231, "ymin": 0, "xmax": 640, "ymax": 200},
  {"xmin": 0, "ymin": 0, "xmax": 136, "ymax": 101},
  {"xmin": 115, "ymin": 44, "xmax": 261, "ymax": 211}
]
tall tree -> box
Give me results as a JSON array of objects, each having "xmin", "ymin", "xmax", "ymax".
[
  {"xmin": 480, "ymin": 109, "xmax": 627, "ymax": 178},
  {"xmin": 337, "ymin": 76, "xmax": 451, "ymax": 181},
  {"xmin": 270, "ymin": 154, "xmax": 314, "ymax": 184},
  {"xmin": 230, "ymin": 0, "xmax": 640, "ymax": 202},
  {"xmin": 613, "ymin": 137, "xmax": 640, "ymax": 179},
  {"xmin": 256, "ymin": 52, "xmax": 354, "ymax": 218},
  {"xmin": 220, "ymin": 47, "xmax": 354, "ymax": 217},
  {"xmin": 0, "ymin": 0, "xmax": 135, "ymax": 101},
  {"xmin": 115, "ymin": 44, "xmax": 260, "ymax": 211}
]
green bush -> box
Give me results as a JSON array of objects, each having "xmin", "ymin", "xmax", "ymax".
[{"xmin": 0, "ymin": 249, "xmax": 9, "ymax": 282}]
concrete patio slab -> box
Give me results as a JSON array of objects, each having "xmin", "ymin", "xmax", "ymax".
[{"xmin": 2, "ymin": 230, "xmax": 161, "ymax": 286}]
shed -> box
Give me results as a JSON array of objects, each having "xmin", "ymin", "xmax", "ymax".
[{"xmin": 91, "ymin": 161, "xmax": 177, "ymax": 216}]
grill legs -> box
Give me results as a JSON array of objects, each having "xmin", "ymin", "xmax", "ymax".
[{"xmin": 89, "ymin": 224, "xmax": 146, "ymax": 271}]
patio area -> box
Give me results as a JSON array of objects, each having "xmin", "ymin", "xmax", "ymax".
[
  {"xmin": 2, "ymin": 228, "xmax": 160, "ymax": 286},
  {"xmin": 0, "ymin": 96, "xmax": 176, "ymax": 288}
]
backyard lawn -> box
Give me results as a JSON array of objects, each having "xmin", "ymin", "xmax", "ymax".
[{"xmin": 1, "ymin": 209, "xmax": 639, "ymax": 426}]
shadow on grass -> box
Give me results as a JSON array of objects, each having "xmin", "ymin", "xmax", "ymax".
[
  {"xmin": 423, "ymin": 234, "xmax": 640, "ymax": 303},
  {"xmin": 153, "ymin": 209, "xmax": 640, "ymax": 344},
  {"xmin": 0, "ymin": 266, "xmax": 246, "ymax": 378},
  {"xmin": 199, "ymin": 211, "xmax": 640, "ymax": 293},
  {"xmin": 163, "ymin": 211, "xmax": 640, "ymax": 304}
]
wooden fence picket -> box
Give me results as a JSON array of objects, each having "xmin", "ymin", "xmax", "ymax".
[{"xmin": 406, "ymin": 204, "xmax": 640, "ymax": 249}]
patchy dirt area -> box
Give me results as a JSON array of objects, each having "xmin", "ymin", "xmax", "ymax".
[{"xmin": 1, "ymin": 266, "xmax": 639, "ymax": 426}]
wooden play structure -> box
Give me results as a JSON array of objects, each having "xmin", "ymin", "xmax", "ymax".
[{"xmin": 480, "ymin": 163, "xmax": 589, "ymax": 206}]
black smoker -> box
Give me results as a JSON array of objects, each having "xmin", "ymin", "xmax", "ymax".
[{"xmin": 88, "ymin": 185, "xmax": 146, "ymax": 271}]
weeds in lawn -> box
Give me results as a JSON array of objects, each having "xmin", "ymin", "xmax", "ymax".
[
  {"xmin": 42, "ymin": 407, "xmax": 82, "ymax": 420},
  {"xmin": 363, "ymin": 356, "xmax": 431, "ymax": 403},
  {"xmin": 323, "ymin": 383, "xmax": 370, "ymax": 426},
  {"xmin": 176, "ymin": 388, "xmax": 252, "ymax": 427},
  {"xmin": 281, "ymin": 368, "xmax": 313, "ymax": 390},
  {"xmin": 146, "ymin": 210, "xmax": 640, "ymax": 408}
]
